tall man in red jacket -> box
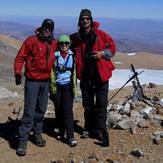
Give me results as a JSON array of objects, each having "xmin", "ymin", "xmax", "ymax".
[
  {"xmin": 71, "ymin": 9, "xmax": 116, "ymax": 147},
  {"xmin": 14, "ymin": 19, "xmax": 57, "ymax": 156}
]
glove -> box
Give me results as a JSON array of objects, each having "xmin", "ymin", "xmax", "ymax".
[{"xmin": 15, "ymin": 74, "xmax": 22, "ymax": 85}]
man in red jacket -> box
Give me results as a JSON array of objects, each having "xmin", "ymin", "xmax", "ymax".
[
  {"xmin": 71, "ymin": 9, "xmax": 116, "ymax": 147},
  {"xmin": 14, "ymin": 19, "xmax": 57, "ymax": 156}
]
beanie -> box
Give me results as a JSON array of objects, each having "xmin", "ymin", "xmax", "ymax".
[
  {"xmin": 79, "ymin": 9, "xmax": 92, "ymax": 19},
  {"xmin": 41, "ymin": 19, "xmax": 54, "ymax": 31},
  {"xmin": 58, "ymin": 34, "xmax": 70, "ymax": 42},
  {"xmin": 78, "ymin": 9, "xmax": 93, "ymax": 27}
]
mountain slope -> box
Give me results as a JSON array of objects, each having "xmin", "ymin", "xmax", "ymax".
[{"xmin": 0, "ymin": 35, "xmax": 22, "ymax": 90}]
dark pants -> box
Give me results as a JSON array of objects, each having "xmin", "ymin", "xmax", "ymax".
[
  {"xmin": 80, "ymin": 78, "xmax": 108, "ymax": 135},
  {"xmin": 53, "ymin": 83, "xmax": 74, "ymax": 139},
  {"xmin": 18, "ymin": 79, "xmax": 49, "ymax": 141}
]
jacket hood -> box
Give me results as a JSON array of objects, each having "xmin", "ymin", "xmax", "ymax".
[
  {"xmin": 93, "ymin": 21, "xmax": 100, "ymax": 30},
  {"xmin": 35, "ymin": 27, "xmax": 42, "ymax": 35}
]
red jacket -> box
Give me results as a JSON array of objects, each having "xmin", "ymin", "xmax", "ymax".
[
  {"xmin": 14, "ymin": 35, "xmax": 57, "ymax": 80},
  {"xmin": 71, "ymin": 22, "xmax": 116, "ymax": 82}
]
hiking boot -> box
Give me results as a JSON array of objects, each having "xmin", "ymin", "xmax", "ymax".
[
  {"xmin": 16, "ymin": 140, "xmax": 28, "ymax": 156},
  {"xmin": 102, "ymin": 130, "xmax": 109, "ymax": 147},
  {"xmin": 68, "ymin": 138, "xmax": 77, "ymax": 147},
  {"xmin": 32, "ymin": 133, "xmax": 46, "ymax": 147},
  {"xmin": 81, "ymin": 130, "xmax": 89, "ymax": 139}
]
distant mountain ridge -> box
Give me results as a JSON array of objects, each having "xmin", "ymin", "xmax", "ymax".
[
  {"xmin": 98, "ymin": 18, "xmax": 163, "ymax": 54},
  {"xmin": 0, "ymin": 16, "xmax": 163, "ymax": 54},
  {"xmin": 0, "ymin": 21, "xmax": 34, "ymax": 40}
]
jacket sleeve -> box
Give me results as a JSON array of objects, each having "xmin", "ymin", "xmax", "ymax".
[
  {"xmin": 102, "ymin": 31, "xmax": 116, "ymax": 59},
  {"xmin": 14, "ymin": 38, "xmax": 30, "ymax": 75},
  {"xmin": 49, "ymin": 67, "xmax": 57, "ymax": 95}
]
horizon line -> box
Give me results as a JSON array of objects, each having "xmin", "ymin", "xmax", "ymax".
[{"xmin": 0, "ymin": 15, "xmax": 163, "ymax": 21}]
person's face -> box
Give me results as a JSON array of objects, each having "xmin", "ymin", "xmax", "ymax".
[
  {"xmin": 59, "ymin": 41, "xmax": 70, "ymax": 52},
  {"xmin": 80, "ymin": 16, "xmax": 91, "ymax": 29},
  {"xmin": 42, "ymin": 28, "xmax": 52, "ymax": 37}
]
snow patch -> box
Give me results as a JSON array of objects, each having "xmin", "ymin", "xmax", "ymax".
[
  {"xmin": 127, "ymin": 52, "xmax": 136, "ymax": 56},
  {"xmin": 114, "ymin": 61, "xmax": 122, "ymax": 64},
  {"xmin": 110, "ymin": 69, "xmax": 163, "ymax": 90}
]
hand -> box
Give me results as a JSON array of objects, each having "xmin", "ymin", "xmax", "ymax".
[
  {"xmin": 91, "ymin": 51, "xmax": 104, "ymax": 60},
  {"xmin": 15, "ymin": 74, "xmax": 22, "ymax": 85}
]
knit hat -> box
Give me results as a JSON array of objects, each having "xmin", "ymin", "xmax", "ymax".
[
  {"xmin": 41, "ymin": 19, "xmax": 54, "ymax": 31},
  {"xmin": 78, "ymin": 9, "xmax": 93, "ymax": 27},
  {"xmin": 79, "ymin": 9, "xmax": 92, "ymax": 19},
  {"xmin": 58, "ymin": 34, "xmax": 70, "ymax": 42}
]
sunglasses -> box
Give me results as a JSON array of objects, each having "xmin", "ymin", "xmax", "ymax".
[
  {"xmin": 59, "ymin": 41, "xmax": 70, "ymax": 45},
  {"xmin": 42, "ymin": 28, "xmax": 52, "ymax": 33},
  {"xmin": 81, "ymin": 17, "xmax": 90, "ymax": 21}
]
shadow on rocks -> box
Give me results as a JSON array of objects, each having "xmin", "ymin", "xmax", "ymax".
[
  {"xmin": 0, "ymin": 119, "xmax": 20, "ymax": 150},
  {"xmin": 74, "ymin": 120, "xmax": 84, "ymax": 135},
  {"xmin": 0, "ymin": 117, "xmax": 84, "ymax": 149},
  {"xmin": 43, "ymin": 117, "xmax": 58, "ymax": 138},
  {"xmin": 43, "ymin": 118, "xmax": 84, "ymax": 139}
]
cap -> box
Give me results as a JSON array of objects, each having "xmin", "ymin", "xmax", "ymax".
[
  {"xmin": 41, "ymin": 19, "xmax": 54, "ymax": 31},
  {"xmin": 58, "ymin": 34, "xmax": 70, "ymax": 42}
]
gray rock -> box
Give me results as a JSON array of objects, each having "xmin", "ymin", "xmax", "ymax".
[
  {"xmin": 160, "ymin": 99, "xmax": 163, "ymax": 107},
  {"xmin": 130, "ymin": 125, "xmax": 137, "ymax": 135},
  {"xmin": 131, "ymin": 149, "xmax": 144, "ymax": 157},
  {"xmin": 12, "ymin": 107, "xmax": 21, "ymax": 114},
  {"xmin": 0, "ymin": 87, "xmax": 19, "ymax": 99},
  {"xmin": 119, "ymin": 103, "xmax": 130, "ymax": 115},
  {"xmin": 107, "ymin": 104, "xmax": 113, "ymax": 112},
  {"xmin": 130, "ymin": 116, "xmax": 144, "ymax": 124},
  {"xmin": 107, "ymin": 111, "xmax": 122, "ymax": 127},
  {"xmin": 152, "ymin": 114, "xmax": 163, "ymax": 126},
  {"xmin": 138, "ymin": 120, "xmax": 150, "ymax": 128},
  {"xmin": 140, "ymin": 106, "xmax": 156, "ymax": 119},
  {"xmin": 153, "ymin": 131, "xmax": 163, "ymax": 138},
  {"xmin": 153, "ymin": 135, "xmax": 161, "ymax": 145},
  {"xmin": 116, "ymin": 118, "xmax": 135, "ymax": 130},
  {"xmin": 130, "ymin": 110, "xmax": 140, "ymax": 117}
]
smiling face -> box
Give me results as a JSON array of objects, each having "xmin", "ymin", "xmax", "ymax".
[{"xmin": 59, "ymin": 41, "xmax": 70, "ymax": 52}]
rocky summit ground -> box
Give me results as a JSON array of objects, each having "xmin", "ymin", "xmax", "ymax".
[{"xmin": 0, "ymin": 84, "xmax": 163, "ymax": 163}]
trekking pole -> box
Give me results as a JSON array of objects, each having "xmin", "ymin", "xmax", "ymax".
[{"xmin": 108, "ymin": 69, "xmax": 144, "ymax": 103}]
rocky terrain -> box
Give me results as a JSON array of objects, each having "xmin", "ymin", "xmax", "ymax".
[{"xmin": 0, "ymin": 35, "xmax": 163, "ymax": 163}]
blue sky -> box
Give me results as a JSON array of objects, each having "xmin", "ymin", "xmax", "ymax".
[{"xmin": 0, "ymin": 0, "xmax": 163, "ymax": 19}]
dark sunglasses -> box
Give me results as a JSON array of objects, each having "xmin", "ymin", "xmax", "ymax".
[
  {"xmin": 81, "ymin": 17, "xmax": 90, "ymax": 21},
  {"xmin": 42, "ymin": 28, "xmax": 52, "ymax": 32},
  {"xmin": 59, "ymin": 41, "xmax": 70, "ymax": 45}
]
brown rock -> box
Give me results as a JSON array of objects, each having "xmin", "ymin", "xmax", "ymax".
[{"xmin": 106, "ymin": 155, "xmax": 120, "ymax": 163}]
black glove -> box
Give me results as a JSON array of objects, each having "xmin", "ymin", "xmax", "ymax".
[{"xmin": 15, "ymin": 74, "xmax": 22, "ymax": 85}]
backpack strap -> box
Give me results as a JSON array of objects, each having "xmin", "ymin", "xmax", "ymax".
[
  {"xmin": 55, "ymin": 53, "xmax": 73, "ymax": 72},
  {"xmin": 64, "ymin": 53, "xmax": 73, "ymax": 71}
]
